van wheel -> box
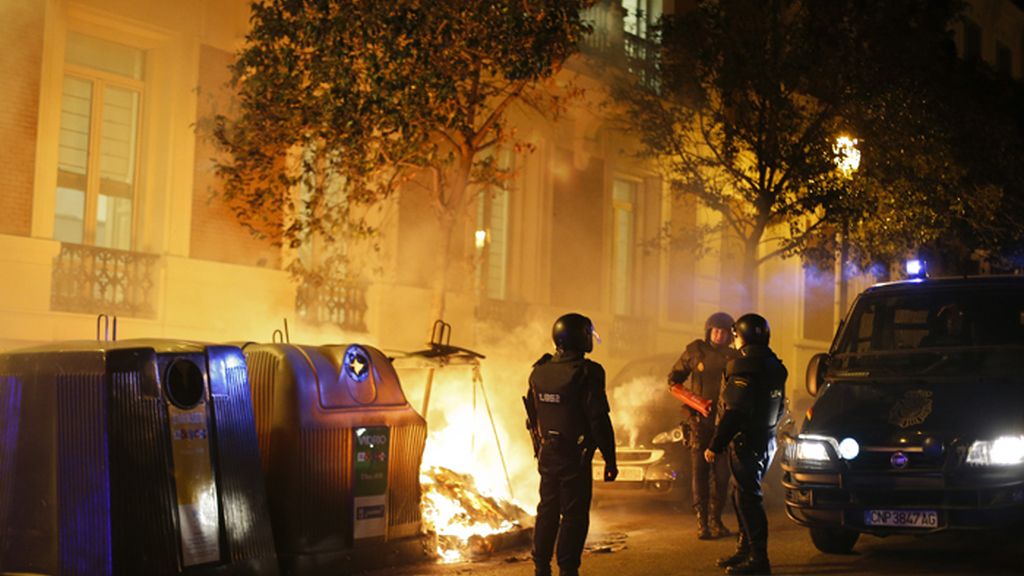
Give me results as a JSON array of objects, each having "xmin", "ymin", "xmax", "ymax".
[{"xmin": 809, "ymin": 526, "xmax": 859, "ymax": 554}]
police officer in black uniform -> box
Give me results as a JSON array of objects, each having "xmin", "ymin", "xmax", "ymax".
[
  {"xmin": 668, "ymin": 312, "xmax": 736, "ymax": 539},
  {"xmin": 526, "ymin": 313, "xmax": 617, "ymax": 576},
  {"xmin": 704, "ymin": 314, "xmax": 787, "ymax": 575}
]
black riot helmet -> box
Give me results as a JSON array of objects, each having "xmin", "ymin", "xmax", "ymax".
[
  {"xmin": 704, "ymin": 312, "xmax": 735, "ymax": 345},
  {"xmin": 733, "ymin": 313, "xmax": 770, "ymax": 346},
  {"xmin": 552, "ymin": 313, "xmax": 598, "ymax": 353}
]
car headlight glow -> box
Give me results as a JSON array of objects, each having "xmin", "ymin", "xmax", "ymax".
[
  {"xmin": 838, "ymin": 437, "xmax": 860, "ymax": 460},
  {"xmin": 967, "ymin": 435, "xmax": 1024, "ymax": 466},
  {"xmin": 652, "ymin": 427, "xmax": 685, "ymax": 445},
  {"xmin": 796, "ymin": 435, "xmax": 833, "ymax": 462}
]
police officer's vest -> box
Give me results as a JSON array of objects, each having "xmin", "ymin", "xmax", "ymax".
[
  {"xmin": 686, "ymin": 340, "xmax": 733, "ymax": 402},
  {"xmin": 529, "ymin": 354, "xmax": 593, "ymax": 447},
  {"xmin": 726, "ymin": 347, "xmax": 788, "ymax": 434}
]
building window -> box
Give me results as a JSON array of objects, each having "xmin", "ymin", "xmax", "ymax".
[
  {"xmin": 996, "ymin": 42, "xmax": 1012, "ymax": 76},
  {"xmin": 622, "ymin": 0, "xmax": 660, "ymax": 40},
  {"xmin": 802, "ymin": 263, "xmax": 835, "ymax": 342},
  {"xmin": 55, "ymin": 32, "xmax": 144, "ymax": 250},
  {"xmin": 964, "ymin": 19, "xmax": 982, "ymax": 64},
  {"xmin": 612, "ymin": 178, "xmax": 638, "ymax": 316},
  {"xmin": 475, "ymin": 149, "xmax": 513, "ymax": 300}
]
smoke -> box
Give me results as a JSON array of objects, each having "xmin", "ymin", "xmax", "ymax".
[
  {"xmin": 393, "ymin": 319, "xmax": 550, "ymax": 511},
  {"xmin": 608, "ymin": 374, "xmax": 671, "ymax": 448}
]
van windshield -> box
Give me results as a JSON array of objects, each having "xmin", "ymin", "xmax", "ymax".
[{"xmin": 836, "ymin": 288, "xmax": 1024, "ymax": 355}]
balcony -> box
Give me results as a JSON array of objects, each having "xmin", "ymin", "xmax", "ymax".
[
  {"xmin": 50, "ymin": 243, "xmax": 159, "ymax": 318},
  {"xmin": 580, "ymin": 2, "xmax": 660, "ymax": 91},
  {"xmin": 624, "ymin": 32, "xmax": 660, "ymax": 92},
  {"xmin": 295, "ymin": 276, "xmax": 368, "ymax": 333},
  {"xmin": 475, "ymin": 297, "xmax": 530, "ymax": 330}
]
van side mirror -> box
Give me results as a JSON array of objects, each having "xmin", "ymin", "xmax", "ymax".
[{"xmin": 806, "ymin": 353, "xmax": 829, "ymax": 397}]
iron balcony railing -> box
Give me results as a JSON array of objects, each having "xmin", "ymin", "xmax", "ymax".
[
  {"xmin": 580, "ymin": 3, "xmax": 661, "ymax": 91},
  {"xmin": 50, "ymin": 243, "xmax": 159, "ymax": 318},
  {"xmin": 475, "ymin": 297, "xmax": 530, "ymax": 330},
  {"xmin": 295, "ymin": 277, "xmax": 368, "ymax": 333}
]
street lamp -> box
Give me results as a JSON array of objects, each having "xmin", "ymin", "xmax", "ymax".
[
  {"xmin": 832, "ymin": 135, "xmax": 860, "ymax": 319},
  {"xmin": 833, "ymin": 136, "xmax": 861, "ymax": 177}
]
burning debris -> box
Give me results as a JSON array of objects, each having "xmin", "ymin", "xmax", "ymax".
[
  {"xmin": 420, "ymin": 466, "xmax": 533, "ymax": 563},
  {"xmin": 392, "ymin": 321, "xmax": 538, "ymax": 564}
]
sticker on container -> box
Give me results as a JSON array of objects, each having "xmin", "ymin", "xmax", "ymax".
[
  {"xmin": 353, "ymin": 426, "xmax": 389, "ymax": 539},
  {"xmin": 169, "ymin": 402, "xmax": 221, "ymax": 566}
]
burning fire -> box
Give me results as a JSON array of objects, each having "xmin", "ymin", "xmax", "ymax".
[
  {"xmin": 399, "ymin": 363, "xmax": 537, "ymax": 563},
  {"xmin": 419, "ymin": 466, "xmax": 531, "ymax": 563}
]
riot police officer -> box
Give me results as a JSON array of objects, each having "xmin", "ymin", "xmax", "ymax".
[
  {"xmin": 668, "ymin": 312, "xmax": 736, "ymax": 539},
  {"xmin": 704, "ymin": 314, "xmax": 787, "ymax": 575},
  {"xmin": 526, "ymin": 313, "xmax": 617, "ymax": 576}
]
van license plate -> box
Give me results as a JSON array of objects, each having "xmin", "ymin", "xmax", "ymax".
[{"xmin": 864, "ymin": 509, "xmax": 938, "ymax": 528}]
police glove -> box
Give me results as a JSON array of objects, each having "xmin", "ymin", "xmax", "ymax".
[{"xmin": 604, "ymin": 462, "xmax": 618, "ymax": 482}]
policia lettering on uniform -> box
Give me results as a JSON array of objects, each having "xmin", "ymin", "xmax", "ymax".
[
  {"xmin": 525, "ymin": 313, "xmax": 617, "ymax": 576},
  {"xmin": 705, "ymin": 314, "xmax": 787, "ymax": 576}
]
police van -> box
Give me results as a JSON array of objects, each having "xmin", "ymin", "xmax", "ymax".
[{"xmin": 781, "ymin": 275, "xmax": 1024, "ymax": 553}]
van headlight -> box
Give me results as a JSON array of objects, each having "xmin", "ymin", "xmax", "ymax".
[
  {"xmin": 790, "ymin": 434, "xmax": 840, "ymax": 468},
  {"xmin": 967, "ymin": 435, "xmax": 1024, "ymax": 466},
  {"xmin": 797, "ymin": 437, "xmax": 832, "ymax": 462}
]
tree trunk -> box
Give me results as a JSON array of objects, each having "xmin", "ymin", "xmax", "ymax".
[
  {"xmin": 430, "ymin": 153, "xmax": 474, "ymax": 324},
  {"xmin": 740, "ymin": 237, "xmax": 760, "ymax": 313},
  {"xmin": 432, "ymin": 211, "xmax": 456, "ymax": 322}
]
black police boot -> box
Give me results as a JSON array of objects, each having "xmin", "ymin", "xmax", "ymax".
[
  {"xmin": 695, "ymin": 506, "xmax": 711, "ymax": 540},
  {"xmin": 709, "ymin": 505, "xmax": 731, "ymax": 539},
  {"xmin": 716, "ymin": 535, "xmax": 750, "ymax": 568},
  {"xmin": 534, "ymin": 563, "xmax": 552, "ymax": 576},
  {"xmin": 726, "ymin": 546, "xmax": 770, "ymax": 575}
]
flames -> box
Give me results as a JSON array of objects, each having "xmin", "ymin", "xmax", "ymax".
[
  {"xmin": 419, "ymin": 466, "xmax": 532, "ymax": 563},
  {"xmin": 398, "ymin": 360, "xmax": 537, "ymax": 563}
]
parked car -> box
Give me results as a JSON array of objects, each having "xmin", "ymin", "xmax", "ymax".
[
  {"xmin": 594, "ymin": 354, "xmax": 691, "ymax": 497},
  {"xmin": 781, "ymin": 276, "xmax": 1024, "ymax": 554}
]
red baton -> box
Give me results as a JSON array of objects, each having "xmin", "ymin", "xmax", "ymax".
[{"xmin": 670, "ymin": 384, "xmax": 712, "ymax": 418}]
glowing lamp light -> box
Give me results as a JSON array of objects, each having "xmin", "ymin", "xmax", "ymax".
[
  {"xmin": 838, "ymin": 437, "xmax": 860, "ymax": 460},
  {"xmin": 833, "ymin": 135, "xmax": 861, "ymax": 177},
  {"xmin": 905, "ymin": 259, "xmax": 926, "ymax": 278},
  {"xmin": 474, "ymin": 229, "xmax": 488, "ymax": 249}
]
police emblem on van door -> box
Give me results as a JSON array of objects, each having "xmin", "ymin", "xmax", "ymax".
[{"xmin": 889, "ymin": 389, "xmax": 933, "ymax": 428}]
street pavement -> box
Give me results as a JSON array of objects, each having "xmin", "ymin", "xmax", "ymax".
[{"xmin": 362, "ymin": 486, "xmax": 1024, "ymax": 576}]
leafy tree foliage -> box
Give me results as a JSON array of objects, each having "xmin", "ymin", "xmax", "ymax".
[
  {"xmin": 621, "ymin": 0, "xmax": 1024, "ymax": 307},
  {"xmin": 805, "ymin": 1, "xmax": 1024, "ymax": 278},
  {"xmin": 215, "ymin": 0, "xmax": 592, "ymax": 316},
  {"xmin": 618, "ymin": 0, "xmax": 860, "ymax": 307}
]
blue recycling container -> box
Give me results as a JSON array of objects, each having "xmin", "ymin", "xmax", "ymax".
[{"xmin": 0, "ymin": 339, "xmax": 278, "ymax": 576}]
